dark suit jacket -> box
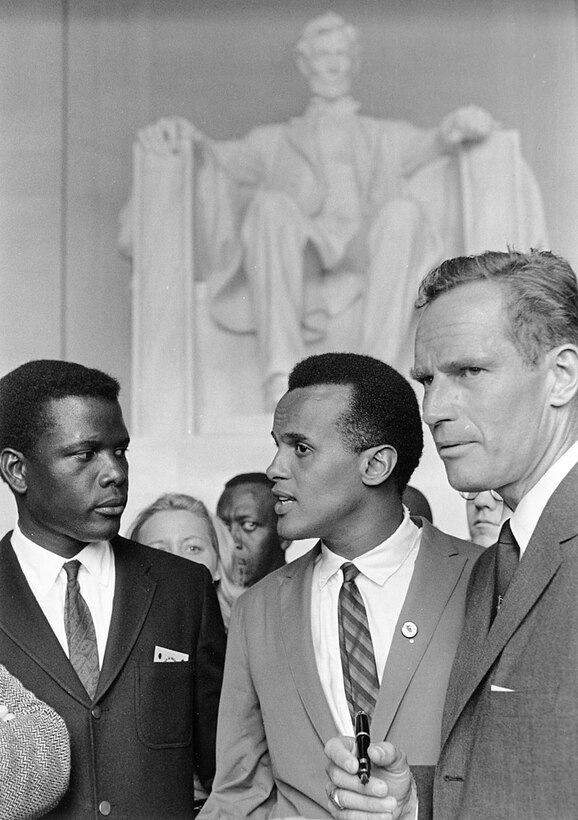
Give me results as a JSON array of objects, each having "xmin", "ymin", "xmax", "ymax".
[
  {"xmin": 201, "ymin": 520, "xmax": 482, "ymax": 820},
  {"xmin": 0, "ymin": 533, "xmax": 226, "ymax": 819},
  {"xmin": 434, "ymin": 463, "xmax": 578, "ymax": 819}
]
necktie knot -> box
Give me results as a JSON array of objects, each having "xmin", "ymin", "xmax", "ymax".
[
  {"xmin": 341, "ymin": 562, "xmax": 360, "ymax": 584},
  {"xmin": 64, "ymin": 559, "xmax": 81, "ymax": 583},
  {"xmin": 498, "ymin": 519, "xmax": 516, "ymax": 547}
]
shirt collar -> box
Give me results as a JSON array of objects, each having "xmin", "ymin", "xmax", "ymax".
[
  {"xmin": 511, "ymin": 438, "xmax": 578, "ymax": 552},
  {"xmin": 317, "ymin": 509, "xmax": 420, "ymax": 589},
  {"xmin": 11, "ymin": 522, "xmax": 114, "ymax": 598}
]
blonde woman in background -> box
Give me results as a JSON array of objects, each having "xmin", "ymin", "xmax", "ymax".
[{"xmin": 129, "ymin": 492, "xmax": 239, "ymax": 628}]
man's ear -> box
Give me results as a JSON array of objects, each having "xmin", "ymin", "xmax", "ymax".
[
  {"xmin": 0, "ymin": 449, "xmax": 28, "ymax": 495},
  {"xmin": 360, "ymin": 444, "xmax": 398, "ymax": 487},
  {"xmin": 549, "ymin": 345, "xmax": 578, "ymax": 407}
]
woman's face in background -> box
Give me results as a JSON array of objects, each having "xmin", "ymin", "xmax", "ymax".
[{"xmin": 137, "ymin": 509, "xmax": 218, "ymax": 577}]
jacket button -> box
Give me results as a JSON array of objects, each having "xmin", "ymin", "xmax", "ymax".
[
  {"xmin": 98, "ymin": 801, "xmax": 111, "ymax": 815},
  {"xmin": 91, "ymin": 706, "xmax": 102, "ymax": 719}
]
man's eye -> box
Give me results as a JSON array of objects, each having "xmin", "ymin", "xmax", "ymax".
[
  {"xmin": 295, "ymin": 443, "xmax": 310, "ymax": 456},
  {"xmin": 461, "ymin": 367, "xmax": 483, "ymax": 377},
  {"xmin": 241, "ymin": 521, "xmax": 258, "ymax": 533},
  {"xmin": 115, "ymin": 447, "xmax": 129, "ymax": 458},
  {"xmin": 76, "ymin": 451, "xmax": 95, "ymax": 462},
  {"xmin": 183, "ymin": 544, "xmax": 200, "ymax": 553}
]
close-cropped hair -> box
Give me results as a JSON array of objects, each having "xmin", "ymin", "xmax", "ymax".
[
  {"xmin": 416, "ymin": 249, "xmax": 578, "ymax": 367},
  {"xmin": 128, "ymin": 493, "xmax": 219, "ymax": 558},
  {"xmin": 0, "ymin": 359, "xmax": 120, "ymax": 457},
  {"xmin": 288, "ymin": 352, "xmax": 423, "ymax": 492},
  {"xmin": 223, "ymin": 472, "xmax": 273, "ymax": 491}
]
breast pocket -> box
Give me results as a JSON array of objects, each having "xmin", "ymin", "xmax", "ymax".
[
  {"xmin": 135, "ymin": 661, "xmax": 193, "ymax": 748},
  {"xmin": 489, "ymin": 687, "xmax": 559, "ymax": 717}
]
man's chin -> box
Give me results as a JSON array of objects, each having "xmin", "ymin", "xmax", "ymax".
[
  {"xmin": 88, "ymin": 519, "xmax": 122, "ymax": 542},
  {"xmin": 277, "ymin": 521, "xmax": 303, "ymax": 543}
]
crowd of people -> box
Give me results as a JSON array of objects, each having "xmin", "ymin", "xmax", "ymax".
[{"xmin": 0, "ymin": 248, "xmax": 576, "ymax": 819}]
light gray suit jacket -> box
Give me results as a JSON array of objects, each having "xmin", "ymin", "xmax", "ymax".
[
  {"xmin": 201, "ymin": 520, "xmax": 482, "ymax": 819},
  {"xmin": 434, "ymin": 463, "xmax": 578, "ymax": 819}
]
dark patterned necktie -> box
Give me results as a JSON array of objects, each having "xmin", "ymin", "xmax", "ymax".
[
  {"xmin": 63, "ymin": 560, "xmax": 100, "ymax": 698},
  {"xmin": 492, "ymin": 519, "xmax": 520, "ymax": 622},
  {"xmin": 338, "ymin": 562, "xmax": 380, "ymax": 722}
]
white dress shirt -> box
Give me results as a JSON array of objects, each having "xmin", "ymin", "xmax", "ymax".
[
  {"xmin": 11, "ymin": 523, "xmax": 115, "ymax": 666},
  {"xmin": 311, "ymin": 509, "xmax": 421, "ymax": 735},
  {"xmin": 510, "ymin": 438, "xmax": 578, "ymax": 557}
]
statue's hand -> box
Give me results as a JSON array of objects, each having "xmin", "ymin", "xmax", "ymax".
[
  {"xmin": 137, "ymin": 117, "xmax": 203, "ymax": 155},
  {"xmin": 439, "ymin": 105, "xmax": 498, "ymax": 148}
]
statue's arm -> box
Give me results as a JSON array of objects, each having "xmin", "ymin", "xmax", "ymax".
[
  {"xmin": 137, "ymin": 115, "xmax": 266, "ymax": 186},
  {"xmin": 401, "ymin": 105, "xmax": 498, "ymax": 176}
]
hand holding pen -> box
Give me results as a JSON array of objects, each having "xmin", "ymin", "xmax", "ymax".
[{"xmin": 355, "ymin": 710, "xmax": 371, "ymax": 785}]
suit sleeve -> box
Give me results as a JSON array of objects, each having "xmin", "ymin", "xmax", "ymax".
[
  {"xmin": 199, "ymin": 597, "xmax": 277, "ymax": 818},
  {"xmin": 193, "ymin": 570, "xmax": 227, "ymax": 791},
  {"xmin": 0, "ymin": 664, "xmax": 70, "ymax": 819}
]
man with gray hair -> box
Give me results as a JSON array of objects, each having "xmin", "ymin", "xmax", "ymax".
[{"xmin": 128, "ymin": 12, "xmax": 496, "ymax": 409}]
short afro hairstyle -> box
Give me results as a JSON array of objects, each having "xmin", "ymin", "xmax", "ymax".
[
  {"xmin": 223, "ymin": 472, "xmax": 273, "ymax": 491},
  {"xmin": 288, "ymin": 352, "xmax": 423, "ymax": 492},
  {"xmin": 0, "ymin": 359, "xmax": 120, "ymax": 458}
]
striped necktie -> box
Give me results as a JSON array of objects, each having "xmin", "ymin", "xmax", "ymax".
[
  {"xmin": 338, "ymin": 562, "xmax": 380, "ymax": 722},
  {"xmin": 63, "ymin": 560, "xmax": 100, "ymax": 698}
]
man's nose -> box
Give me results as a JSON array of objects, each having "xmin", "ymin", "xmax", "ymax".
[
  {"xmin": 230, "ymin": 523, "xmax": 245, "ymax": 549},
  {"xmin": 99, "ymin": 453, "xmax": 128, "ymax": 486},
  {"xmin": 421, "ymin": 378, "xmax": 456, "ymax": 428},
  {"xmin": 266, "ymin": 449, "xmax": 289, "ymax": 482}
]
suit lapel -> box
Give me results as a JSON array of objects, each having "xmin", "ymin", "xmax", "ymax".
[
  {"xmin": 95, "ymin": 536, "xmax": 156, "ymax": 698},
  {"xmin": 440, "ymin": 549, "xmax": 495, "ymax": 745},
  {"xmin": 0, "ymin": 533, "xmax": 91, "ymax": 704},
  {"xmin": 442, "ymin": 463, "xmax": 578, "ymax": 745},
  {"xmin": 278, "ymin": 543, "xmax": 339, "ymax": 744},
  {"xmin": 372, "ymin": 523, "xmax": 471, "ymax": 740}
]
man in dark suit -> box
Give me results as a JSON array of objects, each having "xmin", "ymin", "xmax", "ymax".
[
  {"xmin": 325, "ymin": 249, "xmax": 578, "ymax": 819},
  {"xmin": 200, "ymin": 353, "xmax": 481, "ymax": 819},
  {"xmin": 0, "ymin": 359, "xmax": 226, "ymax": 818}
]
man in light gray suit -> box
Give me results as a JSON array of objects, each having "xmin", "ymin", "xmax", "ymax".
[
  {"xmin": 325, "ymin": 249, "xmax": 578, "ymax": 819},
  {"xmin": 201, "ymin": 352, "xmax": 481, "ymax": 819}
]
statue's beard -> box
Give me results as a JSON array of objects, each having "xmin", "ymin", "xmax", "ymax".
[{"xmin": 308, "ymin": 76, "xmax": 351, "ymax": 100}]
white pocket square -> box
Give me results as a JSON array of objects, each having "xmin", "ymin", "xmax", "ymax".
[
  {"xmin": 491, "ymin": 684, "xmax": 515, "ymax": 692},
  {"xmin": 154, "ymin": 645, "xmax": 189, "ymax": 663}
]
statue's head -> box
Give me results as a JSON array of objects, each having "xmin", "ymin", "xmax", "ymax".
[{"xmin": 294, "ymin": 12, "xmax": 361, "ymax": 100}]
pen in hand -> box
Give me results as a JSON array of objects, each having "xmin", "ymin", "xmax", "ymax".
[{"xmin": 355, "ymin": 710, "xmax": 371, "ymax": 785}]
